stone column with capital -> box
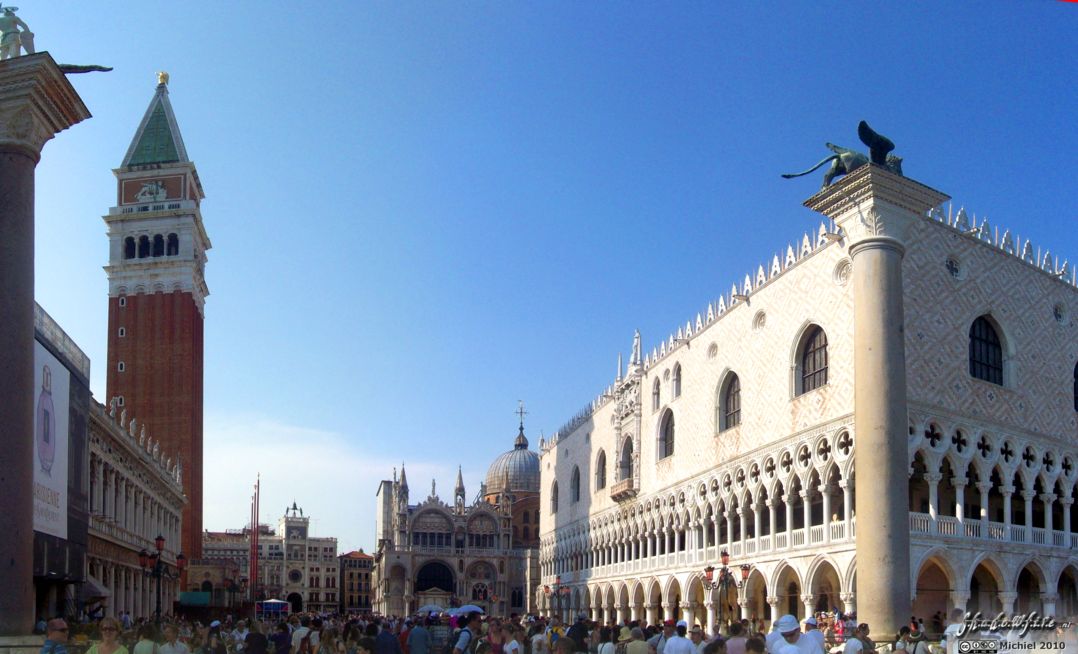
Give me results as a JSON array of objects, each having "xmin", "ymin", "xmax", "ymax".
[
  {"xmin": 805, "ymin": 164, "xmax": 949, "ymax": 636},
  {"xmin": 766, "ymin": 596, "xmax": 780, "ymax": 626},
  {"xmin": 0, "ymin": 51, "xmax": 91, "ymax": 635}
]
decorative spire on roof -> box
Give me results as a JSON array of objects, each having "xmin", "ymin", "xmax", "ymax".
[
  {"xmin": 399, "ymin": 463, "xmax": 408, "ymax": 490},
  {"xmin": 514, "ymin": 400, "xmax": 529, "ymax": 450},
  {"xmin": 630, "ymin": 329, "xmax": 641, "ymax": 367},
  {"xmin": 121, "ymin": 73, "xmax": 190, "ymax": 168},
  {"xmin": 454, "ymin": 465, "xmax": 466, "ymax": 513}
]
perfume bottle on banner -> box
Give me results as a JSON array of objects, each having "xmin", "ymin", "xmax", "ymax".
[{"xmin": 37, "ymin": 363, "xmax": 56, "ymax": 476}]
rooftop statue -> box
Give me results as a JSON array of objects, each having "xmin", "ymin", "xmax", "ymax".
[
  {"xmin": 0, "ymin": 4, "xmax": 33, "ymax": 60},
  {"xmin": 782, "ymin": 121, "xmax": 903, "ymax": 188},
  {"xmin": 0, "ymin": 4, "xmax": 112, "ymax": 73}
]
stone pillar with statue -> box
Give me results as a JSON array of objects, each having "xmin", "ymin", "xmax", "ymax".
[
  {"xmin": 795, "ymin": 126, "xmax": 948, "ymax": 635},
  {"xmin": 0, "ymin": 50, "xmax": 93, "ymax": 636}
]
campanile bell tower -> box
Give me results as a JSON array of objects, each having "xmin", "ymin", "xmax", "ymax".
[{"xmin": 103, "ymin": 73, "xmax": 210, "ymax": 559}]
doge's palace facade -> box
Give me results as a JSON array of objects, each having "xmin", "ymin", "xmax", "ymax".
[{"xmin": 538, "ymin": 167, "xmax": 1078, "ymax": 635}]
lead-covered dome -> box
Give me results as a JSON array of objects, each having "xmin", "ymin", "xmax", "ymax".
[{"xmin": 484, "ymin": 427, "xmax": 540, "ymax": 495}]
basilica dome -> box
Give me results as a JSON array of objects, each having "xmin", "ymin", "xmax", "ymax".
[{"xmin": 484, "ymin": 427, "xmax": 540, "ymax": 496}]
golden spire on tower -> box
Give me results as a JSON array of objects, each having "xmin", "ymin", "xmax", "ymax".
[{"xmin": 156, "ymin": 71, "xmax": 170, "ymax": 86}]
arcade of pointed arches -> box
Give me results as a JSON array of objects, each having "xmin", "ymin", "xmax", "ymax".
[{"xmin": 539, "ymin": 413, "xmax": 1078, "ymax": 626}]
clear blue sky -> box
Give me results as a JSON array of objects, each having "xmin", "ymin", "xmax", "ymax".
[{"xmin": 30, "ymin": 2, "xmax": 1078, "ymax": 553}]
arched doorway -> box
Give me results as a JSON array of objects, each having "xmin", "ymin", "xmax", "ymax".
[
  {"xmin": 1057, "ymin": 566, "xmax": 1078, "ymax": 616},
  {"xmin": 913, "ymin": 557, "xmax": 953, "ymax": 621},
  {"xmin": 969, "ymin": 560, "xmax": 1002, "ymax": 615},
  {"xmin": 808, "ymin": 560, "xmax": 842, "ymax": 615},
  {"xmin": 416, "ymin": 561, "xmax": 455, "ymax": 593},
  {"xmin": 632, "ymin": 582, "xmax": 646, "ymax": 624},
  {"xmin": 667, "ymin": 578, "xmax": 683, "ymax": 621},
  {"xmin": 775, "ymin": 564, "xmax": 803, "ymax": 619},
  {"xmin": 287, "ymin": 592, "xmax": 303, "ymax": 613},
  {"xmin": 1016, "ymin": 564, "xmax": 1044, "ymax": 614},
  {"xmin": 416, "ymin": 561, "xmax": 455, "ymax": 614},
  {"xmin": 743, "ymin": 568, "xmax": 768, "ymax": 628}
]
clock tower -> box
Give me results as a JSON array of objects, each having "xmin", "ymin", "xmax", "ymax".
[{"xmin": 103, "ymin": 74, "xmax": 210, "ymax": 560}]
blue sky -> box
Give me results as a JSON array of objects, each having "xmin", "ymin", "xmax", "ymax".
[{"xmin": 30, "ymin": 2, "xmax": 1078, "ymax": 553}]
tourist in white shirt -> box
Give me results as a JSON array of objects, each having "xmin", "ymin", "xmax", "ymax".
[
  {"xmin": 233, "ymin": 622, "xmax": 251, "ymax": 654},
  {"xmin": 161, "ymin": 625, "xmax": 190, "ymax": 654},
  {"xmin": 663, "ymin": 622, "xmax": 696, "ymax": 654},
  {"xmin": 765, "ymin": 616, "xmax": 818, "ymax": 654}
]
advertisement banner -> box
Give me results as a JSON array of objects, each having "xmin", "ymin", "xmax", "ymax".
[{"xmin": 34, "ymin": 340, "xmax": 69, "ymax": 539}]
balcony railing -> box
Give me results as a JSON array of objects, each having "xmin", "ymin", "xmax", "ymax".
[
  {"xmin": 908, "ymin": 512, "xmax": 1076, "ymax": 549},
  {"xmin": 610, "ymin": 478, "xmax": 638, "ymax": 502}
]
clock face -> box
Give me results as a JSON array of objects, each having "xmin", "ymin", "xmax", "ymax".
[{"xmin": 288, "ymin": 569, "xmax": 303, "ymax": 584}]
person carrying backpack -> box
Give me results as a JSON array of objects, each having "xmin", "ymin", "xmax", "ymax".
[
  {"xmin": 453, "ymin": 614, "xmax": 483, "ymax": 654},
  {"xmin": 292, "ymin": 619, "xmax": 314, "ymax": 654}
]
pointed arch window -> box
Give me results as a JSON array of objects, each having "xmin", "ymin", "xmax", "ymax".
[
  {"xmin": 619, "ymin": 437, "xmax": 634, "ymax": 481},
  {"xmin": 595, "ymin": 451, "xmax": 607, "ymax": 490},
  {"xmin": 652, "ymin": 378, "xmax": 661, "ymax": 411},
  {"xmin": 799, "ymin": 326, "xmax": 828, "ymax": 394},
  {"xmin": 570, "ymin": 467, "xmax": 581, "ymax": 503},
  {"xmin": 550, "ymin": 482, "xmax": 559, "ymax": 514},
  {"xmin": 969, "ymin": 316, "xmax": 1003, "ymax": 385},
  {"xmin": 720, "ymin": 373, "xmax": 741, "ymax": 430},
  {"xmin": 673, "ymin": 364, "xmax": 683, "ymax": 398},
  {"xmin": 659, "ymin": 409, "xmax": 675, "ymax": 460}
]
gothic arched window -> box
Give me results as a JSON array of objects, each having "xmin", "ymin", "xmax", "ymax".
[
  {"xmin": 969, "ymin": 316, "xmax": 1003, "ymax": 385},
  {"xmin": 652, "ymin": 378, "xmax": 661, "ymax": 411},
  {"xmin": 659, "ymin": 409, "xmax": 675, "ymax": 460},
  {"xmin": 595, "ymin": 450, "xmax": 607, "ymax": 490},
  {"xmin": 721, "ymin": 373, "xmax": 741, "ymax": 430},
  {"xmin": 619, "ymin": 437, "xmax": 634, "ymax": 481},
  {"xmin": 571, "ymin": 467, "xmax": 581, "ymax": 503},
  {"xmin": 673, "ymin": 363, "xmax": 683, "ymax": 398},
  {"xmin": 799, "ymin": 326, "xmax": 828, "ymax": 394},
  {"xmin": 550, "ymin": 482, "xmax": 559, "ymax": 514}
]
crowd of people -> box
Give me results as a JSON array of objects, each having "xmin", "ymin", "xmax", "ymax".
[{"xmin": 34, "ymin": 607, "xmax": 1078, "ymax": 654}]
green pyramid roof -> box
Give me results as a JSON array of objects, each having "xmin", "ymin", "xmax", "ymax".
[
  {"xmin": 127, "ymin": 103, "xmax": 179, "ymax": 165},
  {"xmin": 122, "ymin": 83, "xmax": 189, "ymax": 168}
]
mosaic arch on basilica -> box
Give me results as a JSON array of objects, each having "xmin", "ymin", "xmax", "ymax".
[
  {"xmin": 538, "ymin": 165, "xmax": 1078, "ymax": 635},
  {"xmin": 373, "ymin": 421, "xmax": 542, "ymax": 616}
]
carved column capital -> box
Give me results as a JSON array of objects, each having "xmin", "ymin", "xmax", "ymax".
[
  {"xmin": 0, "ymin": 53, "xmax": 91, "ymax": 159},
  {"xmin": 803, "ymin": 164, "xmax": 949, "ymax": 252}
]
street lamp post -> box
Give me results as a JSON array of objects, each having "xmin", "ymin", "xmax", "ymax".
[
  {"xmin": 543, "ymin": 575, "xmax": 571, "ymax": 620},
  {"xmin": 138, "ymin": 534, "xmax": 187, "ymax": 625},
  {"xmin": 703, "ymin": 549, "xmax": 751, "ymax": 633}
]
